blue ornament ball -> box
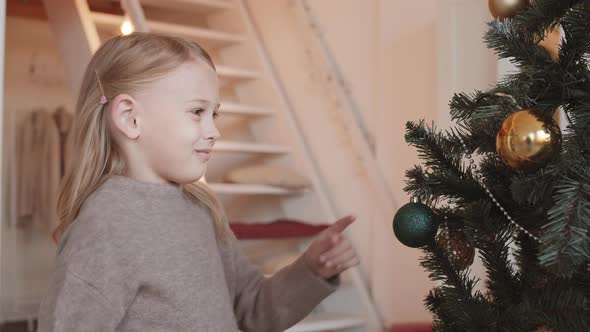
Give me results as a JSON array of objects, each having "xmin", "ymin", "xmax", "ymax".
[{"xmin": 393, "ymin": 198, "xmax": 438, "ymax": 248}]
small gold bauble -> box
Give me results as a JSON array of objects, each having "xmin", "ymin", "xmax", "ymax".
[
  {"xmin": 496, "ymin": 110, "xmax": 561, "ymax": 173},
  {"xmin": 488, "ymin": 0, "xmax": 531, "ymax": 20}
]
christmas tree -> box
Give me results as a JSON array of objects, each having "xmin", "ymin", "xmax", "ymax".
[{"xmin": 393, "ymin": 0, "xmax": 590, "ymax": 330}]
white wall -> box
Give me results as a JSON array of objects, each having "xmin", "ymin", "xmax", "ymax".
[{"xmin": 1, "ymin": 16, "xmax": 73, "ymax": 321}]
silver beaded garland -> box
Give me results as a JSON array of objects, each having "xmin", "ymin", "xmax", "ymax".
[{"xmin": 458, "ymin": 136, "xmax": 542, "ymax": 244}]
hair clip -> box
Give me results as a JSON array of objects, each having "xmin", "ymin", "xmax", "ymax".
[{"xmin": 95, "ymin": 69, "xmax": 108, "ymax": 105}]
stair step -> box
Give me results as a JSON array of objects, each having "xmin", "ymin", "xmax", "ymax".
[
  {"xmin": 286, "ymin": 312, "xmax": 365, "ymax": 332},
  {"xmin": 215, "ymin": 141, "xmax": 289, "ymax": 154},
  {"xmin": 138, "ymin": 0, "xmax": 232, "ymax": 13},
  {"xmin": 217, "ymin": 65, "xmax": 260, "ymax": 82},
  {"xmin": 91, "ymin": 11, "xmax": 244, "ymax": 48},
  {"xmin": 208, "ymin": 183, "xmax": 304, "ymax": 195},
  {"xmin": 219, "ymin": 101, "xmax": 273, "ymax": 116}
]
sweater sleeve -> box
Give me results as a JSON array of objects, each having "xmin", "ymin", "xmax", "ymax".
[
  {"xmin": 36, "ymin": 266, "xmax": 125, "ymax": 332},
  {"xmin": 222, "ymin": 228, "xmax": 341, "ymax": 332}
]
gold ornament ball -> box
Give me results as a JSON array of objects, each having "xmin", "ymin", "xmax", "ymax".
[
  {"xmin": 496, "ymin": 110, "xmax": 561, "ymax": 173},
  {"xmin": 488, "ymin": 0, "xmax": 531, "ymax": 19}
]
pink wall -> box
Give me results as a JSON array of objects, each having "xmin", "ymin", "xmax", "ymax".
[
  {"xmin": 307, "ymin": 0, "xmax": 529, "ymax": 325},
  {"xmin": 375, "ymin": 0, "xmax": 438, "ymax": 324},
  {"xmin": 306, "ymin": 0, "xmax": 439, "ymax": 324},
  {"xmin": 307, "ymin": 0, "xmax": 506, "ymax": 325}
]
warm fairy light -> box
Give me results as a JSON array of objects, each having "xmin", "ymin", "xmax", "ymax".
[{"xmin": 120, "ymin": 19, "xmax": 134, "ymax": 35}]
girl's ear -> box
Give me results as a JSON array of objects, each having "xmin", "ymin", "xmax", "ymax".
[{"xmin": 109, "ymin": 94, "xmax": 141, "ymax": 139}]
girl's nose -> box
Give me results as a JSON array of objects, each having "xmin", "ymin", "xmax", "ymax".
[{"xmin": 204, "ymin": 122, "xmax": 221, "ymax": 142}]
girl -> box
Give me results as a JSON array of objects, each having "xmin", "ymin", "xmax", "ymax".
[{"xmin": 37, "ymin": 32, "xmax": 360, "ymax": 331}]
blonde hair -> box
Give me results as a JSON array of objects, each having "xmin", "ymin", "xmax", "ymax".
[{"xmin": 53, "ymin": 32, "xmax": 227, "ymax": 244}]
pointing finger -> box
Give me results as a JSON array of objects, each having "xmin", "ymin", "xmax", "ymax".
[{"xmin": 328, "ymin": 215, "xmax": 355, "ymax": 234}]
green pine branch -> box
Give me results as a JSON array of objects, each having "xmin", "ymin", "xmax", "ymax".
[
  {"xmin": 404, "ymin": 121, "xmax": 484, "ymax": 207},
  {"xmin": 448, "ymin": 92, "xmax": 520, "ymax": 154},
  {"xmin": 484, "ymin": 19, "xmax": 555, "ymax": 68},
  {"xmin": 421, "ymin": 243, "xmax": 498, "ymax": 331},
  {"xmin": 518, "ymin": 279, "xmax": 590, "ymax": 331},
  {"xmin": 513, "ymin": 233, "xmax": 545, "ymax": 289},
  {"xmin": 513, "ymin": 0, "xmax": 587, "ymax": 39},
  {"xmin": 559, "ymin": 1, "xmax": 590, "ymax": 63},
  {"xmin": 402, "ymin": 0, "xmax": 590, "ymax": 325},
  {"xmin": 539, "ymin": 165, "xmax": 590, "ymax": 275},
  {"xmin": 405, "ymin": 120, "xmax": 464, "ymax": 170},
  {"xmin": 478, "ymin": 229, "xmax": 520, "ymax": 308}
]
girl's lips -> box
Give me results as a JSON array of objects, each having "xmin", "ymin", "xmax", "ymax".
[{"xmin": 195, "ymin": 149, "xmax": 212, "ymax": 161}]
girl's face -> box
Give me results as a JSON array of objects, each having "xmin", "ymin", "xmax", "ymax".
[{"xmin": 133, "ymin": 60, "xmax": 220, "ymax": 184}]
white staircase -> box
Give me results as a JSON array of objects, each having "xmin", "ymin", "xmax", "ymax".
[{"xmin": 42, "ymin": 0, "xmax": 384, "ymax": 331}]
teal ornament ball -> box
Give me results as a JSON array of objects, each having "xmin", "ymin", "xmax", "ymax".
[{"xmin": 393, "ymin": 197, "xmax": 438, "ymax": 248}]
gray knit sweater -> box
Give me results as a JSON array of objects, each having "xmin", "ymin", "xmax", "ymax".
[{"xmin": 37, "ymin": 175, "xmax": 339, "ymax": 331}]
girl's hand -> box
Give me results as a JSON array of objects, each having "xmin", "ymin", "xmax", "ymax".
[{"xmin": 302, "ymin": 215, "xmax": 359, "ymax": 280}]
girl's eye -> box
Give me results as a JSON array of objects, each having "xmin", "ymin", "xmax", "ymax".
[{"xmin": 191, "ymin": 109, "xmax": 219, "ymax": 119}]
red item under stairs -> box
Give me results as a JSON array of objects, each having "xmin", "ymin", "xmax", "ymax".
[{"xmin": 229, "ymin": 219, "xmax": 330, "ymax": 240}]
